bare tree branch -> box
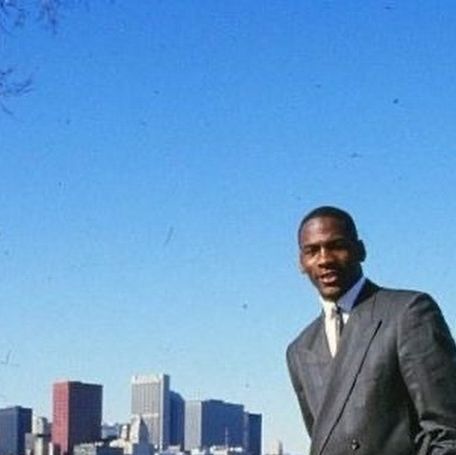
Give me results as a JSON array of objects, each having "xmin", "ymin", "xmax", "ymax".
[
  {"xmin": 0, "ymin": 0, "xmax": 27, "ymax": 32},
  {"xmin": 0, "ymin": 67, "xmax": 33, "ymax": 114},
  {"xmin": 38, "ymin": 0, "xmax": 62, "ymax": 32},
  {"xmin": 0, "ymin": 0, "xmax": 75, "ymax": 112}
]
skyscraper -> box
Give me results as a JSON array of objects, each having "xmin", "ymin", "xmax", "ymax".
[
  {"xmin": 184, "ymin": 400, "xmax": 244, "ymax": 451},
  {"xmin": 0, "ymin": 406, "xmax": 32, "ymax": 455},
  {"xmin": 169, "ymin": 391, "xmax": 185, "ymax": 448},
  {"xmin": 243, "ymin": 413, "xmax": 262, "ymax": 455},
  {"xmin": 31, "ymin": 416, "xmax": 52, "ymax": 455},
  {"xmin": 131, "ymin": 374, "xmax": 170, "ymax": 450},
  {"xmin": 52, "ymin": 381, "xmax": 103, "ymax": 455}
]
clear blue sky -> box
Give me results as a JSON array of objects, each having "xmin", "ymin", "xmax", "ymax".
[{"xmin": 2, "ymin": 1, "xmax": 456, "ymax": 453}]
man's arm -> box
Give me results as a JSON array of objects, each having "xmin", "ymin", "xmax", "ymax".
[
  {"xmin": 398, "ymin": 294, "xmax": 456, "ymax": 454},
  {"xmin": 286, "ymin": 344, "xmax": 314, "ymax": 436}
]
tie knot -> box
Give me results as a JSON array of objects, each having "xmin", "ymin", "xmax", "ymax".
[{"xmin": 329, "ymin": 304, "xmax": 342, "ymax": 318}]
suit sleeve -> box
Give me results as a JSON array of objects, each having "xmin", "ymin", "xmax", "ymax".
[
  {"xmin": 286, "ymin": 344, "xmax": 314, "ymax": 436},
  {"xmin": 398, "ymin": 294, "xmax": 456, "ymax": 454}
]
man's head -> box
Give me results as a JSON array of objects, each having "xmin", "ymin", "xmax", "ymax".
[{"xmin": 298, "ymin": 206, "xmax": 366, "ymax": 302}]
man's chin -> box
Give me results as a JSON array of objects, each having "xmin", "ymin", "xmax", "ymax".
[{"xmin": 318, "ymin": 285, "xmax": 343, "ymax": 302}]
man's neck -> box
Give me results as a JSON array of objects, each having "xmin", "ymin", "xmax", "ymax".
[{"xmin": 320, "ymin": 275, "xmax": 366, "ymax": 314}]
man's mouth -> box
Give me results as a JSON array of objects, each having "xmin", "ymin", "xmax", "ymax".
[{"xmin": 319, "ymin": 271, "xmax": 341, "ymax": 285}]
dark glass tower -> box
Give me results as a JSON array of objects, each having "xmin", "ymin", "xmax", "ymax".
[
  {"xmin": 244, "ymin": 413, "xmax": 262, "ymax": 455},
  {"xmin": 169, "ymin": 391, "xmax": 185, "ymax": 448},
  {"xmin": 0, "ymin": 406, "xmax": 32, "ymax": 455}
]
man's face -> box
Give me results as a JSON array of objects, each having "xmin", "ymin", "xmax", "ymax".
[{"xmin": 299, "ymin": 216, "xmax": 364, "ymax": 301}]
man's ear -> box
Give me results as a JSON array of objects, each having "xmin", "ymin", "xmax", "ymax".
[
  {"xmin": 357, "ymin": 240, "xmax": 366, "ymax": 262},
  {"xmin": 298, "ymin": 254, "xmax": 307, "ymax": 274}
]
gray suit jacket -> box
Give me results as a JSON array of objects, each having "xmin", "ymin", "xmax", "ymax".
[{"xmin": 287, "ymin": 281, "xmax": 456, "ymax": 454}]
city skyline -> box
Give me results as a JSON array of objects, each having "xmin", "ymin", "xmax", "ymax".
[
  {"xmin": 3, "ymin": 2, "xmax": 456, "ymax": 454},
  {"xmin": 0, "ymin": 373, "xmax": 263, "ymax": 455},
  {"xmin": 0, "ymin": 374, "xmax": 262, "ymax": 455}
]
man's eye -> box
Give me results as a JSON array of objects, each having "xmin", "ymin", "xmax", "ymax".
[
  {"xmin": 303, "ymin": 247, "xmax": 318, "ymax": 256},
  {"xmin": 330, "ymin": 240, "xmax": 349, "ymax": 249}
]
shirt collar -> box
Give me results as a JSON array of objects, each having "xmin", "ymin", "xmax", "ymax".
[{"xmin": 320, "ymin": 275, "xmax": 366, "ymax": 317}]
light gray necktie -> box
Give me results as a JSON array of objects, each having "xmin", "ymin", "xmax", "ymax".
[{"xmin": 328, "ymin": 304, "xmax": 344, "ymax": 357}]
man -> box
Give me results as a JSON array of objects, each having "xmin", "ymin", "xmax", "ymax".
[{"xmin": 287, "ymin": 206, "xmax": 456, "ymax": 454}]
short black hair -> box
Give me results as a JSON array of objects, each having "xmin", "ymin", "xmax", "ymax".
[{"xmin": 298, "ymin": 206, "xmax": 359, "ymax": 244}]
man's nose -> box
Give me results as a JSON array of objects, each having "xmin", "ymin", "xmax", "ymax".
[{"xmin": 317, "ymin": 247, "xmax": 335, "ymax": 265}]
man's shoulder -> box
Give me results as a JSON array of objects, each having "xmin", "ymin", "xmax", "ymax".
[
  {"xmin": 373, "ymin": 283, "xmax": 433, "ymax": 306},
  {"xmin": 363, "ymin": 281, "xmax": 440, "ymax": 321},
  {"xmin": 287, "ymin": 314, "xmax": 322, "ymax": 358}
]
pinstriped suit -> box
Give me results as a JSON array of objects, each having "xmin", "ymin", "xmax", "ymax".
[{"xmin": 287, "ymin": 281, "xmax": 456, "ymax": 454}]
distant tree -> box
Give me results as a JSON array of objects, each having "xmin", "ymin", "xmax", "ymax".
[
  {"xmin": 0, "ymin": 0, "xmax": 85, "ymax": 113},
  {"xmin": 0, "ymin": 68, "xmax": 32, "ymax": 114},
  {"xmin": 1, "ymin": 0, "xmax": 68, "ymax": 32}
]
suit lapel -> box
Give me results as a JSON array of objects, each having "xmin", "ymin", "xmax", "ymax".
[
  {"xmin": 310, "ymin": 281, "xmax": 382, "ymax": 455},
  {"xmin": 307, "ymin": 315, "xmax": 332, "ymax": 364}
]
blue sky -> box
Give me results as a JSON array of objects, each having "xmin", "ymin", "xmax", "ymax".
[{"xmin": 2, "ymin": 1, "xmax": 456, "ymax": 453}]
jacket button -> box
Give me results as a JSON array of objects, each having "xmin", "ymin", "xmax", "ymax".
[{"xmin": 351, "ymin": 439, "xmax": 360, "ymax": 451}]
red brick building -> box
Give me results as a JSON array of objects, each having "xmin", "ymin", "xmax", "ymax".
[{"xmin": 52, "ymin": 381, "xmax": 102, "ymax": 455}]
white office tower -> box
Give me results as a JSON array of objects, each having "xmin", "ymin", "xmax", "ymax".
[
  {"xmin": 130, "ymin": 416, "xmax": 152, "ymax": 455},
  {"xmin": 30, "ymin": 416, "xmax": 51, "ymax": 455},
  {"xmin": 33, "ymin": 416, "xmax": 51, "ymax": 436},
  {"xmin": 131, "ymin": 373, "xmax": 170, "ymax": 450},
  {"xmin": 109, "ymin": 418, "xmax": 152, "ymax": 455},
  {"xmin": 130, "ymin": 416, "xmax": 149, "ymax": 444},
  {"xmin": 274, "ymin": 440, "xmax": 283, "ymax": 455}
]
